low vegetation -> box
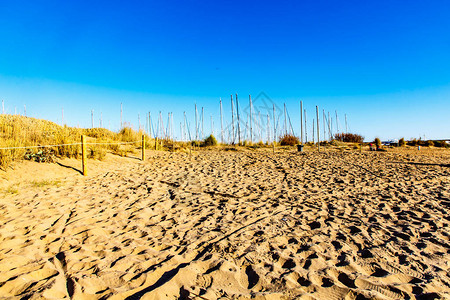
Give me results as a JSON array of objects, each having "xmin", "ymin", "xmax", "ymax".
[
  {"xmin": 0, "ymin": 114, "xmax": 147, "ymax": 170},
  {"xmin": 279, "ymin": 134, "xmax": 299, "ymax": 146},
  {"xmin": 334, "ymin": 133, "xmax": 364, "ymax": 143},
  {"xmin": 203, "ymin": 134, "xmax": 218, "ymax": 147},
  {"xmin": 31, "ymin": 179, "xmax": 62, "ymax": 188},
  {"xmin": 407, "ymin": 138, "xmax": 448, "ymax": 147}
]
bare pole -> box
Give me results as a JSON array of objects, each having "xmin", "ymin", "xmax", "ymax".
[
  {"xmin": 245, "ymin": 114, "xmax": 249, "ymax": 141},
  {"xmin": 316, "ymin": 106, "xmax": 320, "ymax": 151},
  {"xmin": 330, "ymin": 117, "xmax": 333, "ymax": 141},
  {"xmin": 249, "ymin": 95, "xmax": 252, "ymax": 143},
  {"xmin": 158, "ymin": 111, "xmax": 162, "ymax": 138},
  {"xmin": 258, "ymin": 111, "xmax": 262, "ymax": 142},
  {"xmin": 165, "ymin": 113, "xmax": 169, "ymax": 138},
  {"xmin": 145, "ymin": 111, "xmax": 148, "ymax": 135},
  {"xmin": 236, "ymin": 94, "xmax": 241, "ymax": 144},
  {"xmin": 323, "ymin": 110, "xmax": 326, "ymax": 143},
  {"xmin": 91, "ymin": 109, "xmax": 94, "ymax": 128},
  {"xmin": 312, "ymin": 118, "xmax": 315, "ymax": 144},
  {"xmin": 201, "ymin": 107, "xmax": 204, "ymax": 139},
  {"xmin": 149, "ymin": 112, "xmax": 152, "ymax": 137},
  {"xmin": 284, "ymin": 103, "xmax": 287, "ymax": 135},
  {"xmin": 195, "ymin": 104, "xmax": 198, "ymax": 140},
  {"xmin": 267, "ymin": 114, "xmax": 270, "ymax": 144},
  {"xmin": 210, "ymin": 114, "xmax": 213, "ymax": 135},
  {"xmin": 167, "ymin": 113, "xmax": 170, "ymax": 139},
  {"xmin": 169, "ymin": 113, "xmax": 171, "ymax": 139},
  {"xmin": 345, "ymin": 114, "xmax": 348, "ymax": 134},
  {"xmin": 24, "ymin": 105, "xmax": 26, "ymax": 117},
  {"xmin": 231, "ymin": 95, "xmax": 235, "ymax": 144},
  {"xmin": 304, "ymin": 109, "xmax": 308, "ymax": 143},
  {"xmin": 183, "ymin": 112, "xmax": 187, "ymax": 141},
  {"xmin": 328, "ymin": 111, "xmax": 332, "ymax": 140},
  {"xmin": 120, "ymin": 103, "xmax": 123, "ymax": 129},
  {"xmin": 300, "ymin": 101, "xmax": 303, "ymax": 145},
  {"xmin": 138, "ymin": 113, "xmax": 141, "ymax": 131},
  {"xmin": 184, "ymin": 111, "xmax": 189, "ymax": 141},
  {"xmin": 220, "ymin": 98, "xmax": 224, "ymax": 143},
  {"xmin": 273, "ymin": 104, "xmax": 276, "ymax": 142},
  {"xmin": 335, "ymin": 110, "xmax": 339, "ymax": 134},
  {"xmin": 100, "ymin": 112, "xmax": 103, "ymax": 128}
]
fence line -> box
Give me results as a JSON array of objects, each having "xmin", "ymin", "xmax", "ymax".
[
  {"xmin": 0, "ymin": 140, "xmax": 140, "ymax": 150},
  {"xmin": 0, "ymin": 135, "xmax": 147, "ymax": 176}
]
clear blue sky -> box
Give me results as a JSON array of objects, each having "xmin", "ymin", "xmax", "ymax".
[{"xmin": 0, "ymin": 0, "xmax": 449, "ymax": 141}]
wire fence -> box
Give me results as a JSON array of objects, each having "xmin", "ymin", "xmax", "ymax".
[
  {"xmin": 0, "ymin": 135, "xmax": 147, "ymax": 176},
  {"xmin": 0, "ymin": 141, "xmax": 139, "ymax": 150}
]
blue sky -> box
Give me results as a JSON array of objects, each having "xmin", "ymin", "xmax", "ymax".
[{"xmin": 0, "ymin": 1, "xmax": 449, "ymax": 141}]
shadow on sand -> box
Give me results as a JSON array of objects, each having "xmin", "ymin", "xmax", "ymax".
[
  {"xmin": 56, "ymin": 162, "xmax": 83, "ymax": 175},
  {"xmin": 392, "ymin": 161, "xmax": 450, "ymax": 168}
]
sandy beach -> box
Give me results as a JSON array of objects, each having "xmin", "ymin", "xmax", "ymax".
[{"xmin": 1, "ymin": 147, "xmax": 449, "ymax": 299}]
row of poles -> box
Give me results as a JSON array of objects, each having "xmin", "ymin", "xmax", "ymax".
[
  {"xmin": 116, "ymin": 96, "xmax": 350, "ymax": 145},
  {"xmin": 2, "ymin": 98, "xmax": 349, "ymax": 145},
  {"xmin": 1, "ymin": 100, "xmax": 27, "ymax": 117}
]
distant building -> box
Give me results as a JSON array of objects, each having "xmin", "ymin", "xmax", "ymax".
[{"xmin": 382, "ymin": 139, "xmax": 399, "ymax": 146}]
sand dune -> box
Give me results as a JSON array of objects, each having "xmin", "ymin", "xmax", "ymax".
[{"xmin": 1, "ymin": 148, "xmax": 449, "ymax": 299}]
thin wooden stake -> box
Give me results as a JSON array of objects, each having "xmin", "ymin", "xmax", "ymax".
[
  {"xmin": 142, "ymin": 135, "xmax": 146, "ymax": 161},
  {"xmin": 81, "ymin": 135, "xmax": 87, "ymax": 176}
]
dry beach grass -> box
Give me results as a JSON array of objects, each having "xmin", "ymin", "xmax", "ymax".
[{"xmin": 0, "ymin": 147, "xmax": 449, "ymax": 299}]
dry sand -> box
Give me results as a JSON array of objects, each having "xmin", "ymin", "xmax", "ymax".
[{"xmin": 0, "ymin": 147, "xmax": 449, "ymax": 299}]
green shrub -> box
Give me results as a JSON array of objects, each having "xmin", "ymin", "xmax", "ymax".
[
  {"xmin": 399, "ymin": 138, "xmax": 405, "ymax": 147},
  {"xmin": 425, "ymin": 140, "xmax": 434, "ymax": 147},
  {"xmin": 203, "ymin": 134, "xmax": 218, "ymax": 147}
]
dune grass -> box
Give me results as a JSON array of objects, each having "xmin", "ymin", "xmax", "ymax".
[{"xmin": 0, "ymin": 114, "xmax": 150, "ymax": 170}]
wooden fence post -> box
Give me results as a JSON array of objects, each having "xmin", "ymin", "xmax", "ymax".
[
  {"xmin": 142, "ymin": 135, "xmax": 146, "ymax": 161},
  {"xmin": 81, "ymin": 135, "xmax": 87, "ymax": 176}
]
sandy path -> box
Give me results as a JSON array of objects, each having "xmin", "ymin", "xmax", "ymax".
[{"xmin": 0, "ymin": 149, "xmax": 449, "ymax": 299}]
